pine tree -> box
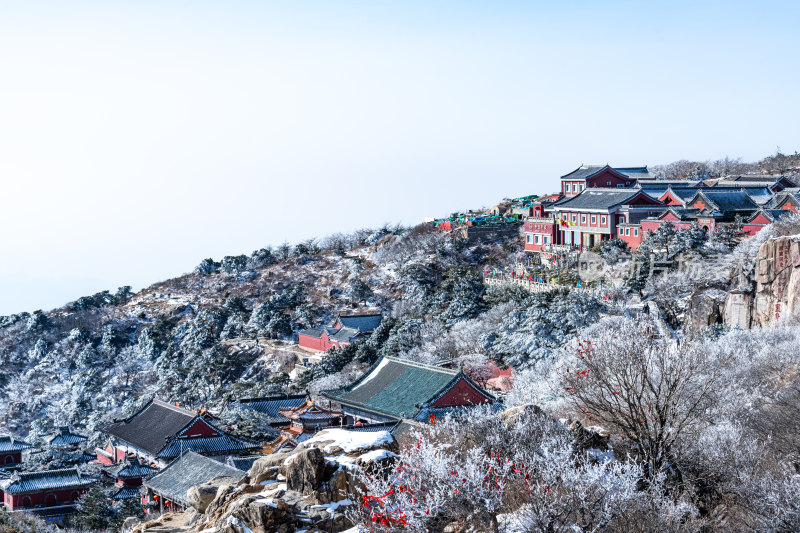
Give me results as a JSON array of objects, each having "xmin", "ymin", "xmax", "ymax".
[{"xmin": 76, "ymin": 485, "xmax": 114, "ymax": 531}]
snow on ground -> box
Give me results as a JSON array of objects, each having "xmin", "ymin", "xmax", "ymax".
[{"xmin": 303, "ymin": 428, "xmax": 394, "ymax": 453}]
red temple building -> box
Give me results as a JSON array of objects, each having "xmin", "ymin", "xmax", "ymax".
[
  {"xmin": 298, "ymin": 313, "xmax": 383, "ymax": 352},
  {"xmin": 104, "ymin": 455, "xmax": 159, "ymax": 501},
  {"xmin": 0, "ymin": 468, "xmax": 94, "ymax": 516},
  {"xmin": 0, "ymin": 436, "xmax": 32, "ymax": 468},
  {"xmin": 263, "ymin": 397, "xmax": 343, "ymax": 453},
  {"xmin": 559, "ymin": 165, "xmax": 653, "ymax": 197},
  {"xmin": 550, "ymin": 189, "xmax": 664, "ymax": 250},
  {"xmin": 100, "ymin": 398, "xmax": 259, "ymax": 468}
]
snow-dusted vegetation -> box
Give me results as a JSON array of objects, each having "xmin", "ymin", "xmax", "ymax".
[{"xmin": 3, "ymin": 204, "xmax": 800, "ymax": 531}]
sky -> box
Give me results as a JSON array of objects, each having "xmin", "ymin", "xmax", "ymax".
[{"xmin": 0, "ymin": 0, "xmax": 798, "ymax": 314}]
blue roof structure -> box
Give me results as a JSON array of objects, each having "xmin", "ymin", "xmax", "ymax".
[
  {"xmin": 234, "ymin": 394, "xmax": 308, "ymax": 425},
  {"xmin": 0, "ymin": 435, "xmax": 32, "ymax": 453},
  {"xmin": 0, "ymin": 468, "xmax": 94, "ymax": 494}
]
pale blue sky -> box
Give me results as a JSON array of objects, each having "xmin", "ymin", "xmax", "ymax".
[{"xmin": 0, "ymin": 1, "xmax": 798, "ymax": 314}]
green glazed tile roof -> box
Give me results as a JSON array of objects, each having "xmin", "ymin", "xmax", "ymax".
[{"xmin": 326, "ymin": 357, "xmax": 460, "ymax": 419}]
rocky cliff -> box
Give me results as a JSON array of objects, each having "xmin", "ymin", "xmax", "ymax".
[
  {"xmin": 127, "ymin": 429, "xmax": 398, "ymax": 533},
  {"xmin": 724, "ymin": 235, "xmax": 800, "ymax": 328}
]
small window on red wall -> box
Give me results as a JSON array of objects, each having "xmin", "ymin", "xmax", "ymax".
[{"xmin": 601, "ymin": 216, "xmax": 607, "ymax": 225}]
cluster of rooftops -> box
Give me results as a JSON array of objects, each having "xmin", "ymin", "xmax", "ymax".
[
  {"xmin": 1, "ymin": 355, "xmax": 497, "ymax": 518},
  {"xmin": 516, "ymin": 164, "xmax": 798, "ymax": 251}
]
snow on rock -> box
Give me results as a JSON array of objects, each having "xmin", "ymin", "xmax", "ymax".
[
  {"xmin": 302, "ymin": 428, "xmax": 395, "ymax": 453},
  {"xmin": 357, "ymin": 449, "xmax": 398, "ymax": 463},
  {"xmin": 311, "ymin": 498, "xmax": 353, "ymax": 518}
]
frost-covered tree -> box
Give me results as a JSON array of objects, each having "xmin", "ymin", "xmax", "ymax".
[
  {"xmin": 220, "ymin": 254, "xmax": 248, "ymax": 275},
  {"xmin": 247, "ymin": 247, "xmax": 277, "ymax": 269},
  {"xmin": 194, "ymin": 257, "xmax": 220, "ymax": 275},
  {"xmin": 344, "ymin": 279, "xmax": 374, "ymax": 304},
  {"xmin": 561, "ymin": 316, "xmax": 729, "ymax": 478}
]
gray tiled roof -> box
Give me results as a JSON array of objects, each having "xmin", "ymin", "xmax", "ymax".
[
  {"xmin": 235, "ymin": 394, "xmax": 308, "ymax": 425},
  {"xmin": 157, "ymin": 434, "xmax": 259, "ymax": 459},
  {"xmin": 329, "ymin": 326, "xmax": 361, "ymax": 342},
  {"xmin": 105, "ymin": 398, "xmax": 255, "ymax": 459},
  {"xmin": 560, "ymin": 165, "xmax": 610, "ymax": 181},
  {"xmin": 298, "ymin": 327, "xmax": 325, "ymax": 338},
  {"xmin": 748, "ymin": 209, "xmax": 792, "ymax": 223},
  {"xmin": 552, "ymin": 189, "xmax": 658, "ymax": 211},
  {"xmin": 691, "ymin": 190, "xmax": 759, "ymax": 213},
  {"xmin": 722, "ymin": 174, "xmax": 788, "ymax": 183},
  {"xmin": 104, "ymin": 399, "xmax": 198, "ymax": 456},
  {"xmin": 145, "ymin": 452, "xmax": 244, "ymax": 508},
  {"xmin": 113, "ymin": 485, "xmax": 144, "ymax": 500},
  {"xmin": 615, "ymin": 167, "xmax": 653, "ymax": 180},
  {"xmin": 338, "ymin": 314, "xmax": 383, "ymax": 332},
  {"xmin": 224, "ymin": 455, "xmax": 260, "ymax": 471},
  {"xmin": 324, "ymin": 357, "xmax": 494, "ymax": 420},
  {"xmin": 0, "ymin": 468, "xmax": 95, "ymax": 494},
  {"xmin": 653, "ymin": 208, "xmax": 702, "ymax": 221},
  {"xmin": 636, "ymin": 180, "xmax": 703, "ymax": 188},
  {"xmin": 108, "ymin": 456, "xmax": 160, "ymax": 479},
  {"xmin": 0, "ymin": 435, "xmax": 32, "ymax": 452},
  {"xmin": 48, "ymin": 427, "xmax": 88, "ymax": 446},
  {"xmin": 339, "ymin": 422, "xmax": 399, "ymax": 433}
]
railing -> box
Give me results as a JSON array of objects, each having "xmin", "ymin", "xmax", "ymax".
[
  {"xmin": 483, "ymin": 274, "xmax": 607, "ymax": 297},
  {"xmin": 543, "ymin": 244, "xmax": 578, "ymax": 254}
]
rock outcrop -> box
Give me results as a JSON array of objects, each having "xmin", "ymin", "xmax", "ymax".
[
  {"xmin": 133, "ymin": 428, "xmax": 398, "ymax": 533},
  {"xmin": 724, "ymin": 235, "xmax": 800, "ymax": 328},
  {"xmin": 752, "ymin": 236, "xmax": 800, "ymax": 326}
]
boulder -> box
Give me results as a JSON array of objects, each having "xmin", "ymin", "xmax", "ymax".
[
  {"xmin": 249, "ymin": 453, "xmax": 290, "ymax": 479},
  {"xmin": 221, "ymin": 498, "xmax": 292, "ymax": 533},
  {"xmin": 286, "ymin": 448, "xmax": 326, "ymax": 495},
  {"xmin": 687, "ymin": 288, "xmax": 726, "ymax": 330},
  {"xmin": 186, "ymin": 476, "xmax": 240, "ymax": 513}
]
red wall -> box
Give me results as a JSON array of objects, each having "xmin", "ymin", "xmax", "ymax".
[
  {"xmin": 298, "ymin": 334, "xmax": 326, "ymax": 352},
  {"xmin": 617, "ymin": 227, "xmax": 644, "ymax": 250},
  {"xmin": 0, "ymin": 452, "xmax": 22, "ymax": 465},
  {"xmin": 523, "ymin": 219, "xmax": 559, "ymax": 252},
  {"xmin": 5, "ymin": 487, "xmax": 89, "ymax": 510},
  {"xmin": 180, "ymin": 419, "xmax": 219, "ymax": 438},
  {"xmin": 586, "ymin": 169, "xmax": 631, "ymax": 189},
  {"xmin": 431, "ymin": 378, "xmax": 492, "ymax": 408}
]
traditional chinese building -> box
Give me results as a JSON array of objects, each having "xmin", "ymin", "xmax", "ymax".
[
  {"xmin": 142, "ymin": 451, "xmax": 244, "ymax": 514},
  {"xmin": 104, "ymin": 455, "xmax": 159, "ymax": 501},
  {"xmin": 298, "ymin": 313, "xmax": 383, "ymax": 352},
  {"xmin": 559, "ymin": 165, "xmax": 652, "ymax": 197},
  {"xmin": 550, "ymin": 189, "xmax": 665, "ymax": 249},
  {"xmin": 0, "ymin": 436, "xmax": 32, "ymax": 468},
  {"xmin": 232, "ymin": 393, "xmax": 309, "ymax": 428},
  {"xmin": 100, "ymin": 398, "xmax": 259, "ymax": 468},
  {"xmin": 323, "ymin": 356, "xmax": 496, "ymax": 424},
  {"xmin": 0, "ymin": 468, "xmax": 94, "ymax": 515},
  {"xmin": 262, "ymin": 397, "xmax": 343, "ymax": 454},
  {"xmin": 48, "ymin": 427, "xmax": 88, "ymax": 450}
]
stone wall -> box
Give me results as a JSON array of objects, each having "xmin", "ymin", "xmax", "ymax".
[{"xmin": 455, "ymin": 223, "xmax": 523, "ymax": 244}]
